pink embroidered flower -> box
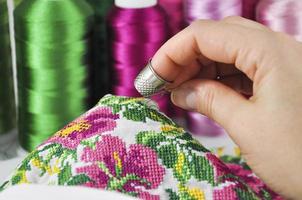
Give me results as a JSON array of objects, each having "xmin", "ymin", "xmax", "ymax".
[
  {"xmin": 213, "ymin": 184, "xmax": 237, "ymax": 200},
  {"xmin": 76, "ymin": 135, "xmax": 165, "ymax": 199},
  {"xmin": 45, "ymin": 107, "xmax": 119, "ymax": 149},
  {"xmin": 227, "ymin": 164, "xmax": 282, "ymax": 199},
  {"xmin": 208, "ymin": 154, "xmax": 281, "ymax": 199},
  {"xmin": 206, "ymin": 153, "xmax": 231, "ymax": 180}
]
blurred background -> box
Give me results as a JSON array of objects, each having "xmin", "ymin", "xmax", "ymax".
[{"xmin": 0, "ymin": 0, "xmax": 301, "ymax": 182}]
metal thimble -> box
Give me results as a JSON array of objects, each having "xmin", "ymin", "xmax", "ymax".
[{"xmin": 134, "ymin": 60, "xmax": 169, "ymax": 97}]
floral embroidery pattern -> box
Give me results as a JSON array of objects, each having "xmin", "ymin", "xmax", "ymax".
[
  {"xmin": 0, "ymin": 95, "xmax": 282, "ymax": 199},
  {"xmin": 46, "ymin": 107, "xmax": 119, "ymax": 149},
  {"xmin": 77, "ymin": 135, "xmax": 164, "ymax": 198}
]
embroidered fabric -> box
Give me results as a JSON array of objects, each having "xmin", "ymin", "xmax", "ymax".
[{"xmin": 0, "ymin": 95, "xmax": 281, "ymax": 199}]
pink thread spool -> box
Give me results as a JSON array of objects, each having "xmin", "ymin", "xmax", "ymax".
[
  {"xmin": 184, "ymin": 0, "xmax": 242, "ymax": 23},
  {"xmin": 107, "ymin": 0, "xmax": 170, "ymax": 114},
  {"xmin": 257, "ymin": 0, "xmax": 302, "ymax": 42},
  {"xmin": 242, "ymin": 0, "xmax": 260, "ymax": 20}
]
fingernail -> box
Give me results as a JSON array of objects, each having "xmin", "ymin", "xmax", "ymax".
[{"xmin": 171, "ymin": 88, "xmax": 197, "ymax": 110}]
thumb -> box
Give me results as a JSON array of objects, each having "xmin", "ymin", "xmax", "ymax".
[{"xmin": 171, "ymin": 79, "xmax": 251, "ymax": 132}]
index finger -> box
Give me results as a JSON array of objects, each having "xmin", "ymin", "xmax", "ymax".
[{"xmin": 151, "ymin": 18, "xmax": 269, "ymax": 84}]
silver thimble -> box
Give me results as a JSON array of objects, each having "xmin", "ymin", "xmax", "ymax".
[{"xmin": 134, "ymin": 60, "xmax": 169, "ymax": 97}]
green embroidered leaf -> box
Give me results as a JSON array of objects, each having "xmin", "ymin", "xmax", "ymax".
[
  {"xmin": 190, "ymin": 154, "xmax": 215, "ymax": 185},
  {"xmin": 0, "ymin": 181, "xmax": 9, "ymax": 192},
  {"xmin": 136, "ymin": 131, "xmax": 166, "ymax": 149},
  {"xmin": 81, "ymin": 140, "xmax": 96, "ymax": 149},
  {"xmin": 260, "ymin": 189, "xmax": 273, "ymax": 200},
  {"xmin": 166, "ymin": 189, "xmax": 180, "ymax": 200},
  {"xmin": 58, "ymin": 164, "xmax": 72, "ymax": 185},
  {"xmin": 123, "ymin": 108, "xmax": 147, "ymax": 122},
  {"xmin": 186, "ymin": 139, "xmax": 209, "ymax": 153},
  {"xmin": 235, "ymin": 188, "xmax": 260, "ymax": 200},
  {"xmin": 146, "ymin": 109, "xmax": 175, "ymax": 125},
  {"xmin": 11, "ymin": 173, "xmax": 22, "ymax": 185},
  {"xmin": 67, "ymin": 174, "xmax": 91, "ymax": 186},
  {"xmin": 18, "ymin": 150, "xmax": 39, "ymax": 171},
  {"xmin": 158, "ymin": 144, "xmax": 178, "ymax": 168},
  {"xmin": 177, "ymin": 132, "xmax": 193, "ymax": 141},
  {"xmin": 173, "ymin": 152, "xmax": 191, "ymax": 184},
  {"xmin": 220, "ymin": 155, "xmax": 241, "ymax": 164}
]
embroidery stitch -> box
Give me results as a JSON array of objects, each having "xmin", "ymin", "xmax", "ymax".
[{"xmin": 0, "ymin": 95, "xmax": 282, "ymax": 199}]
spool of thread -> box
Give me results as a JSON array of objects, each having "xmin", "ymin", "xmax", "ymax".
[
  {"xmin": 187, "ymin": 112, "xmax": 225, "ymax": 137},
  {"xmin": 159, "ymin": 0, "xmax": 184, "ymax": 36},
  {"xmin": 184, "ymin": 0, "xmax": 242, "ymax": 136},
  {"xmin": 0, "ymin": 0, "xmax": 16, "ymax": 136},
  {"xmin": 107, "ymin": 0, "xmax": 170, "ymax": 114},
  {"xmin": 242, "ymin": 0, "xmax": 260, "ymax": 20},
  {"xmin": 184, "ymin": 0, "xmax": 242, "ymax": 23},
  {"xmin": 86, "ymin": 0, "xmax": 113, "ymax": 105},
  {"xmin": 14, "ymin": 0, "xmax": 93, "ymax": 151},
  {"xmin": 257, "ymin": 0, "xmax": 302, "ymax": 42},
  {"xmin": 13, "ymin": 0, "xmax": 22, "ymax": 7}
]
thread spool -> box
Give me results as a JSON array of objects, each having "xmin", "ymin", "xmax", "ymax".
[
  {"xmin": 257, "ymin": 0, "xmax": 302, "ymax": 42},
  {"xmin": 107, "ymin": 0, "xmax": 169, "ymax": 114},
  {"xmin": 159, "ymin": 0, "xmax": 184, "ymax": 36},
  {"xmin": 86, "ymin": 0, "xmax": 113, "ymax": 105},
  {"xmin": 0, "ymin": 0, "xmax": 16, "ymax": 137},
  {"xmin": 242, "ymin": 0, "xmax": 260, "ymax": 20},
  {"xmin": 184, "ymin": 0, "xmax": 242, "ymax": 136},
  {"xmin": 14, "ymin": 0, "xmax": 93, "ymax": 151},
  {"xmin": 184, "ymin": 0, "xmax": 242, "ymax": 23}
]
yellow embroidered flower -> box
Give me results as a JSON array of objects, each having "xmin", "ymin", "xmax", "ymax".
[
  {"xmin": 46, "ymin": 160, "xmax": 60, "ymax": 175},
  {"xmin": 178, "ymin": 184, "xmax": 205, "ymax": 200},
  {"xmin": 122, "ymin": 98, "xmax": 145, "ymax": 105},
  {"xmin": 161, "ymin": 125, "xmax": 184, "ymax": 133},
  {"xmin": 175, "ymin": 152, "xmax": 185, "ymax": 175},
  {"xmin": 188, "ymin": 188, "xmax": 205, "ymax": 200},
  {"xmin": 32, "ymin": 158, "xmax": 60, "ymax": 175},
  {"xmin": 217, "ymin": 147, "xmax": 225, "ymax": 157},
  {"xmin": 234, "ymin": 147, "xmax": 241, "ymax": 157},
  {"xmin": 55, "ymin": 120, "xmax": 91, "ymax": 138},
  {"xmin": 32, "ymin": 158, "xmax": 43, "ymax": 169},
  {"xmin": 113, "ymin": 152, "xmax": 122, "ymax": 169}
]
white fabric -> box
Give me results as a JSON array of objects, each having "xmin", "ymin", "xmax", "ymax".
[{"xmin": 0, "ymin": 185, "xmax": 136, "ymax": 200}]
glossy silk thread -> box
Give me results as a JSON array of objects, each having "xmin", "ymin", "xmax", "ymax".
[
  {"xmin": 184, "ymin": 0, "xmax": 242, "ymax": 23},
  {"xmin": 159, "ymin": 0, "xmax": 184, "ymax": 36},
  {"xmin": 85, "ymin": 0, "xmax": 113, "ymax": 105},
  {"xmin": 107, "ymin": 4, "xmax": 169, "ymax": 114},
  {"xmin": 14, "ymin": 0, "xmax": 93, "ymax": 151},
  {"xmin": 242, "ymin": 0, "xmax": 260, "ymax": 20},
  {"xmin": 184, "ymin": 0, "xmax": 242, "ymax": 136},
  {"xmin": 257, "ymin": 0, "xmax": 302, "ymax": 42},
  {"xmin": 0, "ymin": 0, "xmax": 16, "ymax": 135}
]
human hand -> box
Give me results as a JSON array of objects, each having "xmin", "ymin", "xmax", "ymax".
[{"xmin": 151, "ymin": 16, "xmax": 302, "ymax": 199}]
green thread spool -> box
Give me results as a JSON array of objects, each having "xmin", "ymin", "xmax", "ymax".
[
  {"xmin": 0, "ymin": 0, "xmax": 16, "ymax": 135},
  {"xmin": 14, "ymin": 0, "xmax": 93, "ymax": 151},
  {"xmin": 86, "ymin": 0, "xmax": 113, "ymax": 105}
]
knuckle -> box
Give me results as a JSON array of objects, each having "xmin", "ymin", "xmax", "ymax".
[{"xmin": 190, "ymin": 19, "xmax": 204, "ymax": 30}]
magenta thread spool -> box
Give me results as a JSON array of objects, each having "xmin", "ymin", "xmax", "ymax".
[
  {"xmin": 107, "ymin": 0, "xmax": 169, "ymax": 114},
  {"xmin": 242, "ymin": 0, "xmax": 260, "ymax": 20},
  {"xmin": 159, "ymin": 0, "xmax": 184, "ymax": 36}
]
